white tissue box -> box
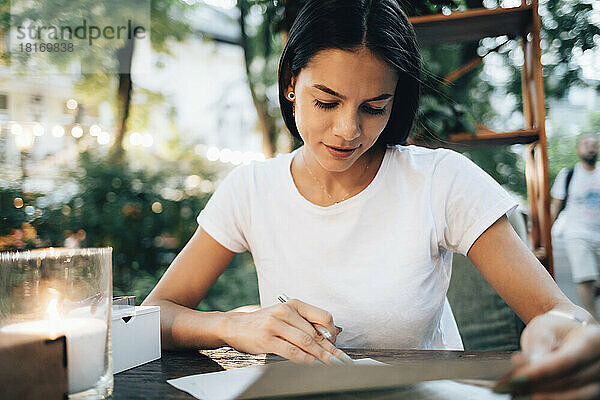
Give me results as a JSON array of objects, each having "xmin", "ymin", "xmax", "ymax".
[{"xmin": 111, "ymin": 305, "xmax": 161, "ymax": 374}]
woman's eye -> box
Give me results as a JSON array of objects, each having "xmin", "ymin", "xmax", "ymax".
[
  {"xmin": 313, "ymin": 100, "xmax": 386, "ymax": 115},
  {"xmin": 314, "ymin": 100, "xmax": 338, "ymax": 110},
  {"xmin": 361, "ymin": 105, "xmax": 387, "ymax": 116}
]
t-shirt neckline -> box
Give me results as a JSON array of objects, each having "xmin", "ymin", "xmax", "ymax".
[
  {"xmin": 285, "ymin": 146, "xmax": 393, "ymax": 213},
  {"xmin": 576, "ymin": 162, "xmax": 598, "ymax": 175}
]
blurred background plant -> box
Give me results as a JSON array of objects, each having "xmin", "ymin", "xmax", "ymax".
[{"xmin": 0, "ymin": 0, "xmax": 598, "ymax": 309}]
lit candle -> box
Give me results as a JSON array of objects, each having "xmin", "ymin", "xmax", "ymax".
[{"xmin": 1, "ymin": 299, "xmax": 107, "ymax": 394}]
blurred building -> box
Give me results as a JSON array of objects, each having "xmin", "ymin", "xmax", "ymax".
[
  {"xmin": 0, "ymin": 70, "xmax": 106, "ymax": 194},
  {"xmin": 0, "ymin": 3, "xmax": 263, "ymax": 195},
  {"xmin": 133, "ymin": 4, "xmax": 261, "ymax": 153}
]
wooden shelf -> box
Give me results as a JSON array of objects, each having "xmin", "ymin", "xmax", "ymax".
[
  {"xmin": 448, "ymin": 128, "xmax": 539, "ymax": 146},
  {"xmin": 409, "ymin": 6, "xmax": 533, "ymax": 45}
]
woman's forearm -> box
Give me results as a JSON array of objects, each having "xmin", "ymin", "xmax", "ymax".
[{"xmin": 142, "ymin": 298, "xmax": 228, "ymax": 350}]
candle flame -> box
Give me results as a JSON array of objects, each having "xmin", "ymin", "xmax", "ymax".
[
  {"xmin": 46, "ymin": 298, "xmax": 60, "ymax": 321},
  {"xmin": 44, "ymin": 298, "xmax": 63, "ymax": 338}
]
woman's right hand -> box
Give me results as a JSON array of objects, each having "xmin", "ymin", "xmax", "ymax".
[{"xmin": 220, "ymin": 298, "xmax": 350, "ymax": 365}]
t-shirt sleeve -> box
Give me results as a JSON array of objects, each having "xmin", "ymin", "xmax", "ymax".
[
  {"xmin": 196, "ymin": 165, "xmax": 250, "ymax": 253},
  {"xmin": 550, "ymin": 167, "xmax": 568, "ymax": 200},
  {"xmin": 432, "ymin": 151, "xmax": 518, "ymax": 256}
]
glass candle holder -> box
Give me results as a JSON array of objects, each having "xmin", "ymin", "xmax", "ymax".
[{"xmin": 0, "ymin": 248, "xmax": 113, "ymax": 399}]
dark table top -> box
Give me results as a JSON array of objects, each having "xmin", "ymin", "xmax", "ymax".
[{"xmin": 112, "ymin": 348, "xmax": 513, "ymax": 399}]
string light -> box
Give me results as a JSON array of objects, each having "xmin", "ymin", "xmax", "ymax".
[
  {"xmin": 204, "ymin": 146, "xmax": 265, "ymax": 165},
  {"xmin": 206, "ymin": 147, "xmax": 220, "ymax": 161},
  {"xmin": 33, "ymin": 124, "xmax": 45, "ymax": 136},
  {"xmin": 141, "ymin": 133, "xmax": 153, "ymax": 148},
  {"xmin": 97, "ymin": 131, "xmax": 111, "ymax": 145},
  {"xmin": 129, "ymin": 132, "xmax": 142, "ymax": 146},
  {"xmin": 230, "ymin": 150, "xmax": 243, "ymax": 165},
  {"xmin": 11, "ymin": 123, "xmax": 23, "ymax": 135},
  {"xmin": 89, "ymin": 125, "xmax": 101, "ymax": 137},
  {"xmin": 52, "ymin": 125, "xmax": 65, "ymax": 137},
  {"xmin": 14, "ymin": 132, "xmax": 34, "ymax": 151},
  {"xmin": 219, "ymin": 148, "xmax": 232, "ymax": 163},
  {"xmin": 71, "ymin": 125, "xmax": 83, "ymax": 138},
  {"xmin": 66, "ymin": 99, "xmax": 78, "ymax": 110}
]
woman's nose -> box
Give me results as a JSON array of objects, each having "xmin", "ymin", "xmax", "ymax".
[{"xmin": 332, "ymin": 111, "xmax": 360, "ymax": 142}]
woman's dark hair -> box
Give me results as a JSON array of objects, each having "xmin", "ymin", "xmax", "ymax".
[{"xmin": 278, "ymin": 0, "xmax": 421, "ymax": 146}]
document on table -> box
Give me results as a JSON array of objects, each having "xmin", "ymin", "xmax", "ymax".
[{"xmin": 167, "ymin": 357, "xmax": 511, "ymax": 400}]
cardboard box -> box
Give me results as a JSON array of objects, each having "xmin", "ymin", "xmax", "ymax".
[
  {"xmin": 0, "ymin": 332, "xmax": 68, "ymax": 399},
  {"xmin": 111, "ymin": 305, "xmax": 161, "ymax": 374}
]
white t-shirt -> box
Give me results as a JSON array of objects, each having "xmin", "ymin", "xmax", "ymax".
[
  {"xmin": 551, "ymin": 163, "xmax": 600, "ymax": 241},
  {"xmin": 198, "ymin": 145, "xmax": 517, "ymax": 350}
]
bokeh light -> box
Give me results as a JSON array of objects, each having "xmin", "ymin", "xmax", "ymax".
[
  {"xmin": 185, "ymin": 175, "xmax": 202, "ymax": 190},
  {"xmin": 219, "ymin": 148, "xmax": 232, "ymax": 163},
  {"xmin": 141, "ymin": 133, "xmax": 154, "ymax": 148},
  {"xmin": 151, "ymin": 202, "xmax": 163, "ymax": 213},
  {"xmin": 230, "ymin": 150, "xmax": 243, "ymax": 165},
  {"xmin": 71, "ymin": 125, "xmax": 83, "ymax": 138},
  {"xmin": 206, "ymin": 146, "xmax": 220, "ymax": 161},
  {"xmin": 14, "ymin": 132, "xmax": 34, "ymax": 151},
  {"xmin": 52, "ymin": 125, "xmax": 65, "ymax": 137},
  {"xmin": 202, "ymin": 0, "xmax": 236, "ymax": 9},
  {"xmin": 90, "ymin": 125, "xmax": 101, "ymax": 137},
  {"xmin": 66, "ymin": 99, "xmax": 78, "ymax": 110},
  {"xmin": 11, "ymin": 123, "xmax": 23, "ymax": 135},
  {"xmin": 33, "ymin": 124, "xmax": 45, "ymax": 136},
  {"xmin": 129, "ymin": 132, "xmax": 142, "ymax": 146},
  {"xmin": 97, "ymin": 131, "xmax": 111, "ymax": 145}
]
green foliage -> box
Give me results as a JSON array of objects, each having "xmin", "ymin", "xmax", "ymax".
[
  {"xmin": 540, "ymin": 0, "xmax": 600, "ymax": 99},
  {"xmin": 584, "ymin": 112, "xmax": 600, "ymax": 135},
  {"xmin": 3, "ymin": 151, "xmax": 259, "ymax": 309},
  {"xmin": 416, "ymin": 95, "xmax": 477, "ymax": 139},
  {"xmin": 416, "ymin": 44, "xmax": 481, "ymax": 140},
  {"xmin": 236, "ymin": 0, "xmax": 470, "ymax": 154},
  {"xmin": 5, "ymin": 0, "xmax": 192, "ymax": 73},
  {"xmin": 33, "ymin": 151, "xmax": 201, "ymax": 297},
  {"xmin": 505, "ymin": 0, "xmax": 599, "ymax": 108},
  {"xmin": 547, "ymin": 129, "xmax": 578, "ymax": 184},
  {"xmin": 417, "ymin": 38, "xmax": 527, "ymax": 195},
  {"xmin": 197, "ymin": 252, "xmax": 259, "ymax": 312},
  {"xmin": 0, "ymin": 186, "xmax": 28, "ymax": 237},
  {"xmin": 463, "ymin": 147, "xmax": 527, "ymax": 195}
]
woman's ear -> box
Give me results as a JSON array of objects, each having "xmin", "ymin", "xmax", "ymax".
[{"xmin": 286, "ymin": 76, "xmax": 296, "ymax": 100}]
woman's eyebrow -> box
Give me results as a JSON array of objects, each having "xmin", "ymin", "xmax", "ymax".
[
  {"xmin": 312, "ymin": 84, "xmax": 393, "ymax": 102},
  {"xmin": 313, "ymin": 84, "xmax": 345, "ymax": 99}
]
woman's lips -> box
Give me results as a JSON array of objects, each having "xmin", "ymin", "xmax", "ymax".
[{"xmin": 324, "ymin": 144, "xmax": 357, "ymax": 159}]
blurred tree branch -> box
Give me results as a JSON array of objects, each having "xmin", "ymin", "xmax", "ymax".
[{"xmin": 3, "ymin": 0, "xmax": 193, "ymax": 164}]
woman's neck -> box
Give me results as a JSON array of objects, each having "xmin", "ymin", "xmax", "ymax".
[{"xmin": 293, "ymin": 144, "xmax": 386, "ymax": 205}]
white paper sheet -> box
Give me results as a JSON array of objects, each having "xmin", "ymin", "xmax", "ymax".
[
  {"xmin": 167, "ymin": 357, "xmax": 510, "ymax": 400},
  {"xmin": 168, "ymin": 364, "xmax": 263, "ymax": 400}
]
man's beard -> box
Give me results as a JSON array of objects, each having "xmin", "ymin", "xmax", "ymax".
[{"xmin": 582, "ymin": 154, "xmax": 597, "ymax": 166}]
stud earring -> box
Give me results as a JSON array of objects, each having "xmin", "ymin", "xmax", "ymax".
[{"xmin": 288, "ymin": 92, "xmax": 295, "ymax": 101}]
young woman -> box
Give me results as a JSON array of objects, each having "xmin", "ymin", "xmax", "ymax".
[{"xmin": 144, "ymin": 0, "xmax": 600, "ymax": 397}]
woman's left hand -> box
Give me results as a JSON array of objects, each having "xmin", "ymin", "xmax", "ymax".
[{"xmin": 495, "ymin": 310, "xmax": 600, "ymax": 399}]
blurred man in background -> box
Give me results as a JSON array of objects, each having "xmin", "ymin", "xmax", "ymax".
[{"xmin": 551, "ymin": 134, "xmax": 600, "ymax": 317}]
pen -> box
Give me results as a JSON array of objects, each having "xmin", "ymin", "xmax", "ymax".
[
  {"xmin": 277, "ymin": 293, "xmax": 334, "ymax": 340},
  {"xmin": 277, "ymin": 293, "xmax": 354, "ymax": 365}
]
